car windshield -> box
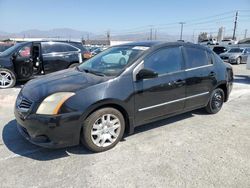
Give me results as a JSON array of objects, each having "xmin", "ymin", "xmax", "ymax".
[
  {"xmin": 213, "ymin": 47, "xmax": 227, "ymax": 54},
  {"xmin": 228, "ymin": 48, "xmax": 243, "ymax": 53},
  {"xmin": 78, "ymin": 45, "xmax": 149, "ymax": 76},
  {"xmin": 0, "ymin": 43, "xmax": 22, "ymax": 56}
]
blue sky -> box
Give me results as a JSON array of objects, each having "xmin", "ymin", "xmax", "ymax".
[{"xmin": 0, "ymin": 0, "xmax": 249, "ymax": 37}]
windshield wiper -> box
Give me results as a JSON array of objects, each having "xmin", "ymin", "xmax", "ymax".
[{"xmin": 82, "ymin": 68, "xmax": 105, "ymax": 77}]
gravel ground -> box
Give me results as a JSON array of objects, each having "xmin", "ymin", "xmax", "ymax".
[{"xmin": 0, "ymin": 64, "xmax": 249, "ymax": 188}]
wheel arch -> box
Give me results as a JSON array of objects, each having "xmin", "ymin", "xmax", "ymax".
[
  {"xmin": 68, "ymin": 61, "xmax": 79, "ymax": 68},
  {"xmin": 81, "ymin": 100, "xmax": 134, "ymax": 139},
  {"xmin": 214, "ymin": 82, "xmax": 228, "ymax": 102}
]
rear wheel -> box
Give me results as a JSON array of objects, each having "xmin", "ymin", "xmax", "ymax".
[
  {"xmin": 205, "ymin": 88, "xmax": 225, "ymax": 114},
  {"xmin": 236, "ymin": 57, "xmax": 241, "ymax": 65},
  {"xmin": 0, "ymin": 68, "xmax": 16, "ymax": 89},
  {"xmin": 81, "ymin": 107, "xmax": 125, "ymax": 152}
]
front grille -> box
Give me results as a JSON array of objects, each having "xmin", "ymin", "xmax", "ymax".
[
  {"xmin": 16, "ymin": 95, "xmax": 33, "ymax": 113},
  {"xmin": 19, "ymin": 98, "xmax": 33, "ymax": 109}
]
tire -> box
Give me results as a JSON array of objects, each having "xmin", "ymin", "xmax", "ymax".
[
  {"xmin": 236, "ymin": 57, "xmax": 241, "ymax": 65},
  {"xmin": 68, "ymin": 63, "xmax": 79, "ymax": 68},
  {"xmin": 81, "ymin": 107, "xmax": 125, "ymax": 152},
  {"xmin": 205, "ymin": 88, "xmax": 225, "ymax": 114},
  {"xmin": 0, "ymin": 68, "xmax": 16, "ymax": 89}
]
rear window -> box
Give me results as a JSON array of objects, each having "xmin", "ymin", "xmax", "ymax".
[
  {"xmin": 69, "ymin": 42, "xmax": 88, "ymax": 52},
  {"xmin": 0, "ymin": 45, "xmax": 13, "ymax": 52},
  {"xmin": 184, "ymin": 47, "xmax": 209, "ymax": 69},
  {"xmin": 42, "ymin": 42, "xmax": 78, "ymax": 54}
]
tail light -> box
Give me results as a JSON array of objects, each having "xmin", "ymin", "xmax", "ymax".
[{"xmin": 83, "ymin": 52, "xmax": 92, "ymax": 59}]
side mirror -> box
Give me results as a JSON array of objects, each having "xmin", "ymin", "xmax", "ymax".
[{"xmin": 136, "ymin": 68, "xmax": 158, "ymax": 80}]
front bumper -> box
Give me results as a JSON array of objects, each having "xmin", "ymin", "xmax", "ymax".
[
  {"xmin": 222, "ymin": 58, "xmax": 237, "ymax": 64},
  {"xmin": 15, "ymin": 108, "xmax": 83, "ymax": 148}
]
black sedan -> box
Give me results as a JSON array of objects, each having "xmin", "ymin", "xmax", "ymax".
[
  {"xmin": 0, "ymin": 41, "xmax": 90, "ymax": 88},
  {"xmin": 15, "ymin": 41, "xmax": 233, "ymax": 152}
]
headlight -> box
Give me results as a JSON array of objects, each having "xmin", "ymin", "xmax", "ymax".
[{"xmin": 36, "ymin": 92, "xmax": 75, "ymax": 115}]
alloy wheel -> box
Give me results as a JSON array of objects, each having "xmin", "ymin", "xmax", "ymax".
[
  {"xmin": 211, "ymin": 90, "xmax": 223, "ymax": 111},
  {"xmin": 0, "ymin": 70, "xmax": 13, "ymax": 88},
  {"xmin": 236, "ymin": 57, "xmax": 241, "ymax": 65},
  {"xmin": 91, "ymin": 114, "xmax": 121, "ymax": 147}
]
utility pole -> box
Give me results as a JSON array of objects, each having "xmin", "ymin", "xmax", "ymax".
[
  {"xmin": 232, "ymin": 11, "xmax": 238, "ymax": 40},
  {"xmin": 192, "ymin": 30, "xmax": 195, "ymax": 43},
  {"xmin": 179, "ymin": 22, "xmax": 185, "ymax": 40},
  {"xmin": 154, "ymin": 29, "xmax": 157, "ymax": 40},
  {"xmin": 149, "ymin": 27, "xmax": 153, "ymax": 40},
  {"xmin": 87, "ymin": 33, "xmax": 89, "ymax": 41},
  {"xmin": 244, "ymin": 29, "xmax": 248, "ymax": 39},
  {"xmin": 107, "ymin": 30, "xmax": 110, "ymax": 41}
]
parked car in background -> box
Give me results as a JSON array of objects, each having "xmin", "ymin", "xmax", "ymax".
[
  {"xmin": 213, "ymin": 46, "xmax": 228, "ymax": 55},
  {"xmin": 15, "ymin": 41, "xmax": 233, "ymax": 152},
  {"xmin": 220, "ymin": 47, "xmax": 250, "ymax": 64},
  {"xmin": 67, "ymin": 41, "xmax": 92, "ymax": 59},
  {"xmin": 247, "ymin": 55, "xmax": 250, "ymax": 70},
  {"xmin": 199, "ymin": 38, "xmax": 218, "ymax": 46},
  {"xmin": 91, "ymin": 47, "xmax": 105, "ymax": 56},
  {"xmin": 0, "ymin": 42, "xmax": 15, "ymax": 54},
  {"xmin": 219, "ymin": 39, "xmax": 237, "ymax": 46},
  {"xmin": 0, "ymin": 41, "xmax": 90, "ymax": 88}
]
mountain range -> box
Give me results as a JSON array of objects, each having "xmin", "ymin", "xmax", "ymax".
[{"xmin": 0, "ymin": 28, "xmax": 189, "ymax": 41}]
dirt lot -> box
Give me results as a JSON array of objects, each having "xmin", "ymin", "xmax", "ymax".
[{"xmin": 0, "ymin": 64, "xmax": 249, "ymax": 188}]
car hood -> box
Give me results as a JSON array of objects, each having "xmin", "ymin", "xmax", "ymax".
[{"xmin": 21, "ymin": 68, "xmax": 108, "ymax": 102}]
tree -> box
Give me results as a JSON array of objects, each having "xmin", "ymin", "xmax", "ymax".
[{"xmin": 198, "ymin": 32, "xmax": 208, "ymax": 42}]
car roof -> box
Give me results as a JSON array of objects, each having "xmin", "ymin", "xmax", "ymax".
[
  {"xmin": 123, "ymin": 41, "xmax": 164, "ymax": 47},
  {"xmin": 118, "ymin": 41, "xmax": 210, "ymax": 51},
  {"xmin": 18, "ymin": 40, "xmax": 210, "ymax": 52}
]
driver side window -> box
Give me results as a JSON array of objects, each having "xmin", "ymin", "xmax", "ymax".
[
  {"xmin": 18, "ymin": 44, "xmax": 32, "ymax": 58},
  {"xmin": 144, "ymin": 47, "xmax": 183, "ymax": 75}
]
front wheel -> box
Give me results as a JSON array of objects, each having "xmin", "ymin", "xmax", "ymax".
[
  {"xmin": 81, "ymin": 107, "xmax": 125, "ymax": 152},
  {"xmin": 236, "ymin": 57, "xmax": 241, "ymax": 65},
  {"xmin": 205, "ymin": 88, "xmax": 225, "ymax": 114},
  {"xmin": 0, "ymin": 68, "xmax": 16, "ymax": 89}
]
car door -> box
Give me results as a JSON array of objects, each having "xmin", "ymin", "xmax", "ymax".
[
  {"xmin": 41, "ymin": 42, "xmax": 71, "ymax": 74},
  {"xmin": 133, "ymin": 46, "xmax": 186, "ymax": 125},
  {"xmin": 182, "ymin": 47, "xmax": 216, "ymax": 110},
  {"xmin": 242, "ymin": 48, "xmax": 250, "ymax": 63},
  {"xmin": 13, "ymin": 42, "xmax": 33, "ymax": 79}
]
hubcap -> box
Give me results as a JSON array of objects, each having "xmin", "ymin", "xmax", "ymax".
[
  {"xmin": 211, "ymin": 91, "xmax": 223, "ymax": 110},
  {"xmin": 237, "ymin": 58, "xmax": 241, "ymax": 64},
  {"xmin": 91, "ymin": 114, "xmax": 121, "ymax": 147},
  {"xmin": 0, "ymin": 71, "xmax": 13, "ymax": 88}
]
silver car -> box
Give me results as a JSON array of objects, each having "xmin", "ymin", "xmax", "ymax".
[{"xmin": 220, "ymin": 47, "xmax": 250, "ymax": 64}]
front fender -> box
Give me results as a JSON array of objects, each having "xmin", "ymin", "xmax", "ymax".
[{"xmin": 0, "ymin": 57, "xmax": 14, "ymax": 71}]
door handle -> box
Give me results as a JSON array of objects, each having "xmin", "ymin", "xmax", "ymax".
[
  {"xmin": 173, "ymin": 79, "xmax": 186, "ymax": 86},
  {"xmin": 209, "ymin": 72, "xmax": 216, "ymax": 77}
]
